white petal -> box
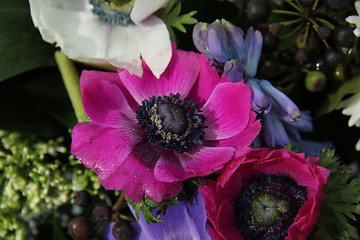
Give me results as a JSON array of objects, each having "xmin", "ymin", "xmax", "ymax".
[
  {"xmin": 356, "ymin": 1, "xmax": 360, "ymax": 15},
  {"xmin": 354, "ymin": 28, "xmax": 360, "ymax": 37},
  {"xmin": 108, "ymin": 16, "xmax": 171, "ymax": 78},
  {"xmin": 356, "ymin": 138, "xmax": 360, "ymax": 151},
  {"xmin": 131, "ymin": 0, "xmax": 168, "ymax": 23},
  {"xmin": 346, "ymin": 16, "xmax": 360, "ymax": 25},
  {"xmin": 138, "ymin": 16, "xmax": 172, "ymax": 78}
]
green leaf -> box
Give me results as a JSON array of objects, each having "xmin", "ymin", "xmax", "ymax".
[
  {"xmin": 309, "ymin": 149, "xmax": 360, "ymax": 240},
  {"xmin": 0, "ymin": 0, "xmax": 56, "ymax": 82},
  {"xmin": 159, "ymin": 0, "xmax": 197, "ymax": 41},
  {"xmin": 317, "ymin": 75, "xmax": 360, "ymax": 117}
]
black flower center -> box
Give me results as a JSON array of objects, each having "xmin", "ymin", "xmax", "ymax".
[
  {"xmin": 89, "ymin": 0, "xmax": 135, "ymax": 25},
  {"xmin": 136, "ymin": 93, "xmax": 207, "ymax": 153},
  {"xmin": 235, "ymin": 175, "xmax": 307, "ymax": 240}
]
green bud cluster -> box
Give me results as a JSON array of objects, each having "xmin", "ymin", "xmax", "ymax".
[{"xmin": 0, "ymin": 130, "xmax": 101, "ymax": 240}]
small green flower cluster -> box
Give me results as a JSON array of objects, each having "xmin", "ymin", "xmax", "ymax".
[{"xmin": 0, "ymin": 130, "xmax": 101, "ymax": 240}]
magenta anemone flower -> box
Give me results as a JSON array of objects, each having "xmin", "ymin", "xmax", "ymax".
[
  {"xmin": 71, "ymin": 44, "xmax": 261, "ymax": 203},
  {"xmin": 199, "ymin": 148, "xmax": 330, "ymax": 240}
]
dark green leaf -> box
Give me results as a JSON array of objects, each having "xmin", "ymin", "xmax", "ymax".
[
  {"xmin": 0, "ymin": 0, "xmax": 56, "ymax": 82},
  {"xmin": 317, "ymin": 75, "xmax": 360, "ymax": 117}
]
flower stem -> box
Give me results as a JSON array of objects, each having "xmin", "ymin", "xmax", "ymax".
[
  {"xmin": 280, "ymin": 18, "xmax": 303, "ymax": 26},
  {"xmin": 55, "ymin": 51, "xmax": 87, "ymax": 123},
  {"xmin": 285, "ymin": 0, "xmax": 302, "ymax": 12},
  {"xmin": 315, "ymin": 17, "xmax": 335, "ymax": 30},
  {"xmin": 272, "ymin": 9, "xmax": 303, "ymax": 17}
]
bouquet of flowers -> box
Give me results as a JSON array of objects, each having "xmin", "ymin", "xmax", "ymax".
[{"xmin": 2, "ymin": 0, "xmax": 360, "ymax": 239}]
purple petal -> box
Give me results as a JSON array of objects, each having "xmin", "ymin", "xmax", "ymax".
[
  {"xmin": 129, "ymin": 191, "xmax": 211, "ymax": 240},
  {"xmin": 224, "ymin": 59, "xmax": 244, "ymax": 83},
  {"xmin": 206, "ymin": 21, "xmax": 231, "ymax": 63},
  {"xmin": 258, "ymin": 80, "xmax": 301, "ymax": 122},
  {"xmin": 247, "ymin": 79, "xmax": 272, "ymax": 114},
  {"xmin": 262, "ymin": 111, "xmax": 290, "ymax": 147},
  {"xmin": 244, "ymin": 27, "xmax": 263, "ymax": 78},
  {"xmin": 221, "ymin": 19, "xmax": 247, "ymax": 61}
]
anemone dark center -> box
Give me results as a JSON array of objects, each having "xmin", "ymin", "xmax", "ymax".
[
  {"xmin": 89, "ymin": 0, "xmax": 135, "ymax": 25},
  {"xmin": 235, "ymin": 175, "xmax": 307, "ymax": 240},
  {"xmin": 136, "ymin": 93, "xmax": 206, "ymax": 153}
]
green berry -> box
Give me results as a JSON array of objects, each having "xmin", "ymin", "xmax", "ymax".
[{"xmin": 305, "ymin": 71, "xmax": 327, "ymax": 92}]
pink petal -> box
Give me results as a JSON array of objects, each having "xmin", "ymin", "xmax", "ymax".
[
  {"xmin": 71, "ymin": 122, "xmax": 142, "ymax": 172},
  {"xmin": 202, "ymin": 82, "xmax": 252, "ymax": 140},
  {"xmin": 154, "ymin": 146, "xmax": 234, "ymax": 182},
  {"xmin": 80, "ymin": 71, "xmax": 138, "ymax": 125},
  {"xmin": 187, "ymin": 55, "xmax": 227, "ymax": 108},
  {"xmin": 97, "ymin": 141, "xmax": 183, "ymax": 202},
  {"xmin": 207, "ymin": 113, "xmax": 261, "ymax": 155},
  {"xmin": 217, "ymin": 199, "xmax": 244, "ymax": 240},
  {"xmin": 118, "ymin": 45, "xmax": 200, "ymax": 105}
]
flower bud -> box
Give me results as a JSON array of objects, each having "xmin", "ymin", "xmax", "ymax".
[
  {"xmin": 245, "ymin": 27, "xmax": 263, "ymax": 78},
  {"xmin": 221, "ymin": 19, "xmax": 247, "ymax": 61},
  {"xmin": 258, "ymin": 80, "xmax": 301, "ymax": 122},
  {"xmin": 193, "ymin": 22, "xmax": 211, "ymax": 58},
  {"xmin": 206, "ymin": 21, "xmax": 231, "ymax": 62},
  {"xmin": 224, "ymin": 59, "xmax": 244, "ymax": 83},
  {"xmin": 247, "ymin": 79, "xmax": 272, "ymax": 114}
]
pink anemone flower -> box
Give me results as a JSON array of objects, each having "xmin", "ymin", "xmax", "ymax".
[
  {"xmin": 199, "ymin": 148, "xmax": 330, "ymax": 240},
  {"xmin": 71, "ymin": 44, "xmax": 260, "ymax": 203}
]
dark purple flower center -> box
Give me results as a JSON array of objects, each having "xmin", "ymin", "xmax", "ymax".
[
  {"xmin": 235, "ymin": 175, "xmax": 307, "ymax": 240},
  {"xmin": 136, "ymin": 93, "xmax": 207, "ymax": 153}
]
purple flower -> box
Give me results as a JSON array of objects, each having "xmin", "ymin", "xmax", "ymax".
[
  {"xmin": 71, "ymin": 44, "xmax": 260, "ymax": 203},
  {"xmin": 224, "ymin": 59, "xmax": 244, "ymax": 83},
  {"xmin": 101, "ymin": 191, "xmax": 211, "ymax": 240},
  {"xmin": 244, "ymin": 27, "xmax": 263, "ymax": 79}
]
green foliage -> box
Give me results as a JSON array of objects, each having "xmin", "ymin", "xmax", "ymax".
[
  {"xmin": 0, "ymin": 0, "xmax": 56, "ymax": 82},
  {"xmin": 0, "ymin": 130, "xmax": 101, "ymax": 240},
  {"xmin": 317, "ymin": 75, "xmax": 360, "ymax": 117},
  {"xmin": 309, "ymin": 149, "xmax": 360, "ymax": 240},
  {"xmin": 159, "ymin": 0, "xmax": 198, "ymax": 41},
  {"xmin": 125, "ymin": 196, "xmax": 179, "ymax": 224}
]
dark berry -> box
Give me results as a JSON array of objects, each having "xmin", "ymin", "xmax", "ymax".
[
  {"xmin": 268, "ymin": 23, "xmax": 283, "ymax": 36},
  {"xmin": 323, "ymin": 48, "xmax": 344, "ymax": 66},
  {"xmin": 305, "ymin": 71, "xmax": 327, "ymax": 92},
  {"xmin": 325, "ymin": 0, "xmax": 345, "ymax": 10},
  {"xmin": 68, "ymin": 216, "xmax": 93, "ymax": 240},
  {"xmin": 112, "ymin": 220, "xmax": 133, "ymax": 240},
  {"xmin": 332, "ymin": 25, "xmax": 354, "ymax": 48},
  {"xmin": 247, "ymin": 0, "xmax": 271, "ymax": 22},
  {"xmin": 298, "ymin": 0, "xmax": 315, "ymax": 7},
  {"xmin": 74, "ymin": 190, "xmax": 92, "ymax": 208},
  {"xmin": 311, "ymin": 57, "xmax": 327, "ymax": 71},
  {"xmin": 317, "ymin": 27, "xmax": 331, "ymax": 40},
  {"xmin": 262, "ymin": 32, "xmax": 279, "ymax": 52},
  {"xmin": 278, "ymin": 50, "xmax": 294, "ymax": 65},
  {"xmin": 349, "ymin": 64, "xmax": 360, "ymax": 77},
  {"xmin": 93, "ymin": 205, "xmax": 112, "ymax": 223}
]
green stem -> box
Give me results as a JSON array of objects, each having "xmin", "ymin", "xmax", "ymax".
[
  {"xmin": 285, "ymin": 0, "xmax": 302, "ymax": 12},
  {"xmin": 280, "ymin": 18, "xmax": 303, "ymax": 26},
  {"xmin": 279, "ymin": 24, "xmax": 304, "ymax": 39},
  {"xmin": 312, "ymin": 0, "xmax": 319, "ymax": 10},
  {"xmin": 272, "ymin": 9, "xmax": 303, "ymax": 17},
  {"xmin": 55, "ymin": 51, "xmax": 87, "ymax": 123},
  {"xmin": 315, "ymin": 17, "xmax": 335, "ymax": 30}
]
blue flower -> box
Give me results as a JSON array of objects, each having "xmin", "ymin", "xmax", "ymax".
[{"xmin": 101, "ymin": 191, "xmax": 211, "ymax": 240}]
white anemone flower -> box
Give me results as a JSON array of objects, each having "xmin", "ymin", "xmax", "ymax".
[
  {"xmin": 346, "ymin": 1, "xmax": 360, "ymax": 37},
  {"xmin": 29, "ymin": 0, "xmax": 172, "ymax": 78},
  {"xmin": 338, "ymin": 92, "xmax": 360, "ymax": 151}
]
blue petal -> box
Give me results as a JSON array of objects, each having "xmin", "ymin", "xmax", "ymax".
[
  {"xmin": 247, "ymin": 79, "xmax": 272, "ymax": 114},
  {"xmin": 244, "ymin": 27, "xmax": 263, "ymax": 78},
  {"xmin": 258, "ymin": 80, "xmax": 301, "ymax": 122},
  {"xmin": 193, "ymin": 22, "xmax": 213, "ymax": 59},
  {"xmin": 262, "ymin": 111, "xmax": 290, "ymax": 147},
  {"xmin": 224, "ymin": 59, "xmax": 244, "ymax": 83},
  {"xmin": 221, "ymin": 19, "xmax": 247, "ymax": 61},
  {"xmin": 206, "ymin": 21, "xmax": 231, "ymax": 62},
  {"xmin": 292, "ymin": 140, "xmax": 333, "ymax": 157}
]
